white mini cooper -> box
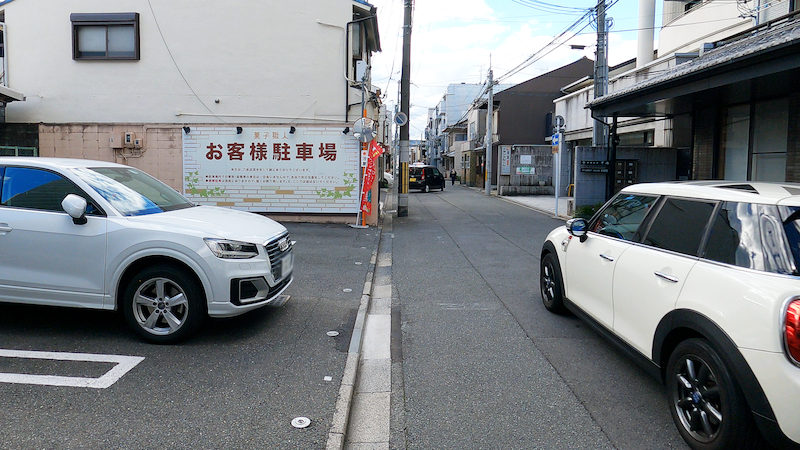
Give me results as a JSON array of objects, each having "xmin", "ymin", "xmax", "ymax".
[
  {"xmin": 540, "ymin": 181, "xmax": 800, "ymax": 449},
  {"xmin": 0, "ymin": 157, "xmax": 293, "ymax": 343}
]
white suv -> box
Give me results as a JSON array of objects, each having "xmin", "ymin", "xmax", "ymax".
[
  {"xmin": 0, "ymin": 158, "xmax": 293, "ymax": 343},
  {"xmin": 540, "ymin": 181, "xmax": 800, "ymax": 449}
]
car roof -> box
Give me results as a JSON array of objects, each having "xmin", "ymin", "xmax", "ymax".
[
  {"xmin": 0, "ymin": 157, "xmax": 126, "ymax": 170},
  {"xmin": 621, "ymin": 181, "xmax": 800, "ymax": 206}
]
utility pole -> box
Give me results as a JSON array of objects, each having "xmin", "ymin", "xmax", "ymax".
[
  {"xmin": 593, "ymin": 0, "xmax": 613, "ymax": 199},
  {"xmin": 484, "ymin": 67, "xmax": 494, "ymax": 196},
  {"xmin": 593, "ymin": 0, "xmax": 608, "ymax": 147},
  {"xmin": 397, "ymin": 0, "xmax": 413, "ymax": 217}
]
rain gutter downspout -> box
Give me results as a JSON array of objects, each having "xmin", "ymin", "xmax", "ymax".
[{"xmin": 1, "ymin": 22, "xmax": 7, "ymax": 87}]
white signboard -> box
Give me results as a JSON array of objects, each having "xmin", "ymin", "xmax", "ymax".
[
  {"xmin": 520, "ymin": 155, "xmax": 532, "ymax": 165},
  {"xmin": 183, "ymin": 126, "xmax": 360, "ymax": 213},
  {"xmin": 500, "ymin": 145, "xmax": 511, "ymax": 176}
]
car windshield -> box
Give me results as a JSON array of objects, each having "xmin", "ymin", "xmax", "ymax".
[
  {"xmin": 73, "ymin": 167, "xmax": 194, "ymax": 216},
  {"xmin": 410, "ymin": 168, "xmax": 423, "ymax": 176}
]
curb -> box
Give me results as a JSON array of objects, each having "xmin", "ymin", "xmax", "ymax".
[
  {"xmin": 325, "ymin": 196, "xmax": 386, "ymax": 450},
  {"xmin": 497, "ymin": 196, "xmax": 572, "ymax": 221}
]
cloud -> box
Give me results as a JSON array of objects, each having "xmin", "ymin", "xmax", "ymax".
[{"xmin": 370, "ymin": 0, "xmax": 640, "ymax": 139}]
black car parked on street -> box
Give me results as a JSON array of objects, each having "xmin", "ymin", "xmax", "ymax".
[{"xmin": 409, "ymin": 165, "xmax": 445, "ymax": 192}]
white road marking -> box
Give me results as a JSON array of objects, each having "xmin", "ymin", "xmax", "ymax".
[{"xmin": 0, "ymin": 349, "xmax": 144, "ymax": 389}]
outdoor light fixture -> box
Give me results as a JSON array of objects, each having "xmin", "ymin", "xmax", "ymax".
[
  {"xmin": 236, "ymin": 126, "xmax": 243, "ymax": 134},
  {"xmin": 289, "ymin": 126, "xmax": 296, "ymax": 134},
  {"xmin": 343, "ymin": 127, "xmax": 350, "ymax": 134},
  {"xmin": 183, "ymin": 126, "xmax": 191, "ymax": 134}
]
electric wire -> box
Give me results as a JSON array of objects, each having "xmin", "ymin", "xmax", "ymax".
[{"xmin": 146, "ymin": 0, "xmax": 226, "ymax": 123}]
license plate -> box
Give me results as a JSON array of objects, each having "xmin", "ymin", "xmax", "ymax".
[
  {"xmin": 409, "ymin": 177, "xmax": 416, "ymax": 182},
  {"xmin": 280, "ymin": 253, "xmax": 293, "ymax": 279}
]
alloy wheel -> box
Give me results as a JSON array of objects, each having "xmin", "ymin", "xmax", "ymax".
[
  {"xmin": 132, "ymin": 277, "xmax": 190, "ymax": 336},
  {"xmin": 541, "ymin": 262, "xmax": 556, "ymax": 302},
  {"xmin": 671, "ymin": 353, "xmax": 723, "ymax": 443}
]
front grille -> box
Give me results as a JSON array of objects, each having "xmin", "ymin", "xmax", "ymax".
[{"xmin": 265, "ymin": 232, "xmax": 292, "ymax": 280}]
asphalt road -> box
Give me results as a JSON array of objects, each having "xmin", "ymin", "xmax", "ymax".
[
  {"xmin": 392, "ymin": 185, "xmax": 687, "ymax": 449},
  {"xmin": 0, "ymin": 223, "xmax": 377, "ymax": 449}
]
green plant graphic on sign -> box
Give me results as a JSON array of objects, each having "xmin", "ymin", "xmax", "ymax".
[
  {"xmin": 185, "ymin": 171, "xmax": 225, "ymax": 198},
  {"xmin": 316, "ymin": 172, "xmax": 357, "ymax": 199}
]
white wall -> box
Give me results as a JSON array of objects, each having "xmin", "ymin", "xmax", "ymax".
[
  {"xmin": 3, "ymin": 0, "xmax": 353, "ymax": 124},
  {"xmin": 659, "ymin": 0, "xmax": 753, "ymax": 55}
]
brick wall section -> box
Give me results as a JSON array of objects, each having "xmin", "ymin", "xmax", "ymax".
[
  {"xmin": 692, "ymin": 106, "xmax": 716, "ymax": 180},
  {"xmin": 786, "ymin": 92, "xmax": 800, "ymax": 182}
]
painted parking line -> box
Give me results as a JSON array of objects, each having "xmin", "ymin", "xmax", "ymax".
[{"xmin": 0, "ymin": 349, "xmax": 144, "ymax": 389}]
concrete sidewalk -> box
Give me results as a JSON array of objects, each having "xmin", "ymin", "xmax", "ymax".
[{"xmin": 459, "ymin": 184, "xmax": 574, "ymax": 220}]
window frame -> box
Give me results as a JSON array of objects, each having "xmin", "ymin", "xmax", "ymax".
[
  {"xmin": 0, "ymin": 165, "xmax": 106, "ymax": 216},
  {"xmin": 71, "ymin": 12, "xmax": 140, "ymax": 61},
  {"xmin": 638, "ymin": 195, "xmax": 719, "ymax": 257},
  {"xmin": 586, "ymin": 192, "xmax": 660, "ymax": 242}
]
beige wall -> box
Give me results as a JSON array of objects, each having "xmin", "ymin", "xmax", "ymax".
[{"xmin": 38, "ymin": 124, "xmax": 184, "ymax": 191}]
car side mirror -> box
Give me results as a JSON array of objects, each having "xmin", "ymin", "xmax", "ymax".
[
  {"xmin": 62, "ymin": 194, "xmax": 88, "ymax": 225},
  {"xmin": 566, "ymin": 218, "xmax": 588, "ymax": 242}
]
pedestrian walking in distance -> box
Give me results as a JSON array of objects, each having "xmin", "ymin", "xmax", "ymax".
[{"xmin": 450, "ymin": 169, "xmax": 457, "ymax": 186}]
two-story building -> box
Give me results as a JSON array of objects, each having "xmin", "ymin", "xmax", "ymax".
[
  {"xmin": 0, "ymin": 0, "xmax": 384, "ymax": 223},
  {"xmin": 557, "ymin": 0, "xmax": 800, "ymax": 208}
]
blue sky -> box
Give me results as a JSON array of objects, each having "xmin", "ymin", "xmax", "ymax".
[{"xmin": 369, "ymin": 0, "xmax": 663, "ymax": 137}]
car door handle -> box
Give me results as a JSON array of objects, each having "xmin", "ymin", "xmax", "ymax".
[
  {"xmin": 0, "ymin": 224, "xmax": 12, "ymax": 234},
  {"xmin": 654, "ymin": 271, "xmax": 679, "ymax": 283},
  {"xmin": 599, "ymin": 253, "xmax": 615, "ymax": 262}
]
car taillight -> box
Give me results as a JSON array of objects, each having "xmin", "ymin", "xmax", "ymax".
[
  {"xmin": 786, "ymin": 299, "xmax": 800, "ymax": 365},
  {"xmin": 421, "ymin": 172, "xmax": 426, "ymax": 180}
]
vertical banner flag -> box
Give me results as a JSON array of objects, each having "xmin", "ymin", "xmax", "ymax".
[{"xmin": 360, "ymin": 139, "xmax": 384, "ymax": 214}]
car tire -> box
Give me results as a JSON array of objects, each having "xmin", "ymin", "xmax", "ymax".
[
  {"xmin": 423, "ymin": 184, "xmax": 430, "ymax": 193},
  {"xmin": 666, "ymin": 339, "xmax": 762, "ymax": 450},
  {"xmin": 540, "ymin": 252, "xmax": 567, "ymax": 314},
  {"xmin": 122, "ymin": 264, "xmax": 205, "ymax": 344},
  {"xmin": 441, "ymin": 182, "xmax": 445, "ymax": 192}
]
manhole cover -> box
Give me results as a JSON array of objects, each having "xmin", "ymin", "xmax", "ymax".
[{"xmin": 291, "ymin": 417, "xmax": 311, "ymax": 429}]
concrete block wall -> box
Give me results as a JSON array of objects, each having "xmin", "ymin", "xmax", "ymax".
[{"xmin": 38, "ymin": 124, "xmax": 184, "ymax": 191}]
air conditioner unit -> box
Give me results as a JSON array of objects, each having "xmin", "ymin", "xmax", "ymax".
[
  {"xmin": 133, "ymin": 138, "xmax": 142, "ymax": 148},
  {"xmin": 123, "ymin": 132, "xmax": 135, "ymax": 148}
]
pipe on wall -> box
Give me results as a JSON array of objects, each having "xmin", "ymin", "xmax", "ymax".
[{"xmin": 637, "ymin": 0, "xmax": 656, "ymax": 68}]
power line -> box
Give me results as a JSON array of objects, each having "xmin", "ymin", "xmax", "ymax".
[{"xmin": 146, "ymin": 0, "xmax": 224, "ymax": 122}]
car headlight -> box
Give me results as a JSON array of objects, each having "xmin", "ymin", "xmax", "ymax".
[{"xmin": 204, "ymin": 238, "xmax": 259, "ymax": 259}]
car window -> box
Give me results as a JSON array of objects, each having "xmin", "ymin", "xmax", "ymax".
[
  {"xmin": 643, "ymin": 197, "xmax": 715, "ymax": 256},
  {"xmin": 432, "ymin": 168, "xmax": 442, "ymax": 177},
  {"xmin": 705, "ymin": 202, "xmax": 795, "ymax": 274},
  {"xmin": 74, "ymin": 166, "xmax": 193, "ymax": 216},
  {"xmin": 1, "ymin": 167, "xmax": 99, "ymax": 214},
  {"xmin": 410, "ymin": 168, "xmax": 422, "ymax": 177},
  {"xmin": 590, "ymin": 193, "xmax": 657, "ymax": 241}
]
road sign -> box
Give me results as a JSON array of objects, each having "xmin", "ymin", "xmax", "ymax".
[{"xmin": 394, "ymin": 112, "xmax": 408, "ymax": 127}]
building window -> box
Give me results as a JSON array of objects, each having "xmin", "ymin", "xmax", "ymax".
[{"xmin": 71, "ymin": 13, "xmax": 139, "ymax": 60}]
